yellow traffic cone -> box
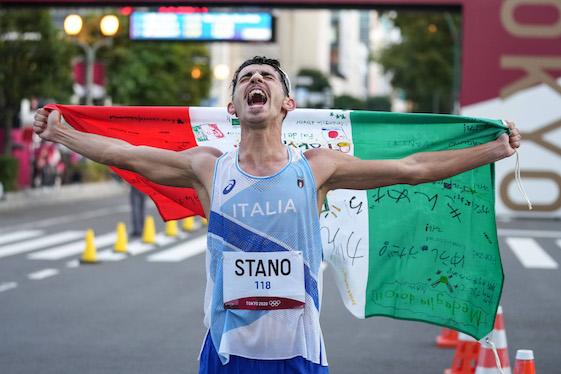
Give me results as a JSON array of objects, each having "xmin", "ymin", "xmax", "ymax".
[
  {"xmin": 182, "ymin": 216, "xmax": 195, "ymax": 232},
  {"xmin": 114, "ymin": 222, "xmax": 128, "ymax": 253},
  {"xmin": 80, "ymin": 229, "xmax": 99, "ymax": 264},
  {"xmin": 143, "ymin": 215, "xmax": 156, "ymax": 244},
  {"xmin": 201, "ymin": 217, "xmax": 208, "ymax": 226},
  {"xmin": 165, "ymin": 220, "xmax": 178, "ymax": 237}
]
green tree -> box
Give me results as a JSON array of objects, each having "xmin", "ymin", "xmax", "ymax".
[
  {"xmin": 0, "ymin": 9, "xmax": 73, "ymax": 155},
  {"xmin": 365, "ymin": 96, "xmax": 392, "ymax": 111},
  {"xmin": 333, "ymin": 94, "xmax": 364, "ymax": 110},
  {"xmin": 84, "ymin": 14, "xmax": 212, "ymax": 106},
  {"xmin": 376, "ymin": 12, "xmax": 461, "ymax": 114},
  {"xmin": 295, "ymin": 68, "xmax": 332, "ymax": 109}
]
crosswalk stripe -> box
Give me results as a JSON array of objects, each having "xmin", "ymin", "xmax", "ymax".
[
  {"xmin": 0, "ymin": 231, "xmax": 84, "ymax": 259},
  {"xmin": 96, "ymin": 249, "xmax": 129, "ymax": 261},
  {"xmin": 505, "ymin": 237, "xmax": 559, "ymax": 269},
  {"xmin": 0, "ymin": 230, "xmax": 44, "ymax": 245},
  {"xmin": 28, "ymin": 232, "xmax": 116, "ymax": 260},
  {"xmin": 127, "ymin": 240, "xmax": 157, "ymax": 256},
  {"xmin": 28, "ymin": 268, "xmax": 60, "ymax": 280},
  {"xmin": 127, "ymin": 233, "xmax": 180, "ymax": 256},
  {"xmin": 0, "ymin": 282, "xmax": 18, "ymax": 293},
  {"xmin": 146, "ymin": 235, "xmax": 207, "ymax": 262}
]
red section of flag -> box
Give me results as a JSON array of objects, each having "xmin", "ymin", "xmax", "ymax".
[{"xmin": 44, "ymin": 104, "xmax": 204, "ymax": 220}]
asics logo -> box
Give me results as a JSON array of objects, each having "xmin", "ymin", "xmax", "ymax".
[{"xmin": 223, "ymin": 179, "xmax": 236, "ymax": 194}]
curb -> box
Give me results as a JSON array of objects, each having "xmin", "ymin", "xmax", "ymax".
[{"xmin": 0, "ymin": 181, "xmax": 128, "ymax": 212}]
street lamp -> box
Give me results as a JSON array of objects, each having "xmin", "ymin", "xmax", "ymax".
[
  {"xmin": 64, "ymin": 14, "xmax": 119, "ymax": 105},
  {"xmin": 213, "ymin": 64, "xmax": 230, "ymax": 81}
]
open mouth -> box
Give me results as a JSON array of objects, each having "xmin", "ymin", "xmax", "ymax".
[{"xmin": 247, "ymin": 89, "xmax": 267, "ymax": 107}]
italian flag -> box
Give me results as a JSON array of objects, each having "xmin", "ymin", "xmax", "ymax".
[{"xmin": 46, "ymin": 104, "xmax": 508, "ymax": 340}]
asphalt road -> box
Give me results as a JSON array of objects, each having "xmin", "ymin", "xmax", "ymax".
[{"xmin": 0, "ymin": 191, "xmax": 559, "ymax": 373}]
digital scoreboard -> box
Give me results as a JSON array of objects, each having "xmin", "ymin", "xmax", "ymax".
[{"xmin": 130, "ymin": 12, "xmax": 274, "ymax": 42}]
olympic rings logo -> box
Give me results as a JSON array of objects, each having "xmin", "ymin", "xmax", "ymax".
[{"xmin": 269, "ymin": 300, "xmax": 281, "ymax": 308}]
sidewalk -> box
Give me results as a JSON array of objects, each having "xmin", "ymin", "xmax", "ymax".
[{"xmin": 0, "ymin": 181, "xmax": 128, "ymax": 212}]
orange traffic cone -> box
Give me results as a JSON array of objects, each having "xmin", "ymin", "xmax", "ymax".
[
  {"xmin": 476, "ymin": 306, "xmax": 511, "ymax": 374},
  {"xmin": 513, "ymin": 350, "xmax": 535, "ymax": 374},
  {"xmin": 444, "ymin": 333, "xmax": 481, "ymax": 374},
  {"xmin": 437, "ymin": 327, "xmax": 459, "ymax": 348}
]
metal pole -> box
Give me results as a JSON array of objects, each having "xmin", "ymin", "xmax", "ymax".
[
  {"xmin": 72, "ymin": 38, "xmax": 112, "ymax": 106},
  {"xmin": 85, "ymin": 45, "xmax": 95, "ymax": 106},
  {"xmin": 444, "ymin": 12, "xmax": 461, "ymax": 115}
]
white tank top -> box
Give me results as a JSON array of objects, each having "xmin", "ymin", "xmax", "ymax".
[{"xmin": 204, "ymin": 146, "xmax": 327, "ymax": 366}]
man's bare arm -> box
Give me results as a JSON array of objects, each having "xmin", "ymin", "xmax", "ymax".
[
  {"xmin": 33, "ymin": 109, "xmax": 222, "ymax": 190},
  {"xmin": 308, "ymin": 121, "xmax": 521, "ymax": 199}
]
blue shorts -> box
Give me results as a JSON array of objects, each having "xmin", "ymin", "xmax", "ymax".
[{"xmin": 198, "ymin": 332, "xmax": 329, "ymax": 374}]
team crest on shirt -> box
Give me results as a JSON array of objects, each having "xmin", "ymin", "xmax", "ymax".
[{"xmin": 297, "ymin": 176, "xmax": 304, "ymax": 188}]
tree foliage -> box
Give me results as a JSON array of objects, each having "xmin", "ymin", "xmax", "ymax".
[
  {"xmin": 297, "ymin": 68, "xmax": 331, "ymax": 92},
  {"xmin": 376, "ymin": 12, "xmax": 461, "ymax": 114},
  {"xmin": 295, "ymin": 68, "xmax": 332, "ymax": 109},
  {"xmin": 365, "ymin": 96, "xmax": 392, "ymax": 111},
  {"xmin": 91, "ymin": 14, "xmax": 212, "ymax": 106},
  {"xmin": 0, "ymin": 9, "xmax": 73, "ymax": 155},
  {"xmin": 333, "ymin": 94, "xmax": 365, "ymax": 110}
]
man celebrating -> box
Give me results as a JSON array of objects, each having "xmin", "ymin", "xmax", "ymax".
[{"xmin": 34, "ymin": 56, "xmax": 521, "ymax": 373}]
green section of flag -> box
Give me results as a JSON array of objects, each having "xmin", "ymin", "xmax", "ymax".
[{"xmin": 351, "ymin": 111, "xmax": 507, "ymax": 339}]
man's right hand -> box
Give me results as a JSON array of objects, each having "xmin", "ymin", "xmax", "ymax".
[{"xmin": 33, "ymin": 108, "xmax": 62, "ymax": 142}]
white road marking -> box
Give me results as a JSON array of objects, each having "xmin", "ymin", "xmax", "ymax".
[
  {"xmin": 28, "ymin": 232, "xmax": 116, "ymax": 260},
  {"xmin": 0, "ymin": 282, "xmax": 18, "ymax": 293},
  {"xmin": 0, "ymin": 231, "xmax": 84, "ymax": 259},
  {"xmin": 127, "ymin": 241, "xmax": 157, "ymax": 256},
  {"xmin": 96, "ymin": 250, "xmax": 128, "ymax": 261},
  {"xmin": 0, "ymin": 230, "xmax": 43, "ymax": 245},
  {"xmin": 28, "ymin": 268, "xmax": 60, "ymax": 280},
  {"xmin": 505, "ymin": 237, "xmax": 559, "ymax": 269},
  {"xmin": 147, "ymin": 235, "xmax": 207, "ymax": 262},
  {"xmin": 127, "ymin": 233, "xmax": 178, "ymax": 256},
  {"xmin": 66, "ymin": 259, "xmax": 79, "ymax": 268}
]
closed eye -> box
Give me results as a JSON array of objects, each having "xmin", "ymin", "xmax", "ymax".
[{"xmin": 238, "ymin": 71, "xmax": 276, "ymax": 84}]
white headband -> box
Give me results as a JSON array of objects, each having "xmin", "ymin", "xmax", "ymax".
[{"xmin": 278, "ymin": 67, "xmax": 292, "ymax": 96}]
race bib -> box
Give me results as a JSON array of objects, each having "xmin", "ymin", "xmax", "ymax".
[{"xmin": 223, "ymin": 251, "xmax": 306, "ymax": 310}]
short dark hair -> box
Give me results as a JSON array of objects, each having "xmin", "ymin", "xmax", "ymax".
[{"xmin": 231, "ymin": 56, "xmax": 290, "ymax": 98}]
